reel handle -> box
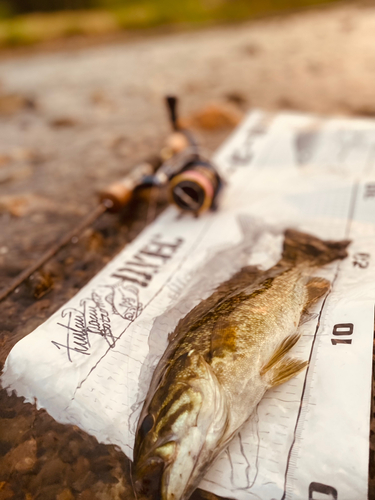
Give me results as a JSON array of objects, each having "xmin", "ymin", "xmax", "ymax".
[{"xmin": 166, "ymin": 95, "xmax": 179, "ymax": 131}]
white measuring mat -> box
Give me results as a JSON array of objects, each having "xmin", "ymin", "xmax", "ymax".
[{"xmin": 2, "ymin": 110, "xmax": 375, "ymax": 500}]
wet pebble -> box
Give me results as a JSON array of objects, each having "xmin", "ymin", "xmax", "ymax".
[
  {"xmin": 56, "ymin": 488, "xmax": 74, "ymax": 500},
  {"xmin": 34, "ymin": 456, "xmax": 67, "ymax": 486},
  {"xmin": 0, "ymin": 416, "xmax": 33, "ymax": 445},
  {"xmin": 72, "ymin": 470, "xmax": 97, "ymax": 493}
]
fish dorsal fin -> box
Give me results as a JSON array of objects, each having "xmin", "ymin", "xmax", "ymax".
[
  {"xmin": 303, "ymin": 277, "xmax": 330, "ymax": 313},
  {"xmin": 260, "ymin": 333, "xmax": 301, "ymax": 376},
  {"xmin": 215, "ymin": 265, "xmax": 262, "ymax": 296},
  {"xmin": 264, "ymin": 357, "xmax": 308, "ymax": 388}
]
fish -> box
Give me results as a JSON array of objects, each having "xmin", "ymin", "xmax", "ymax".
[
  {"xmin": 128, "ymin": 214, "xmax": 278, "ymax": 435},
  {"xmin": 132, "ymin": 229, "xmax": 350, "ymax": 500}
]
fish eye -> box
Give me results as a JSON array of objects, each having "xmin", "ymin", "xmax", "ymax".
[{"xmin": 139, "ymin": 413, "xmax": 154, "ymax": 437}]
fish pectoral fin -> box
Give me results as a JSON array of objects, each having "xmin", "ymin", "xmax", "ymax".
[
  {"xmin": 303, "ymin": 277, "xmax": 330, "ymax": 312},
  {"xmin": 260, "ymin": 333, "xmax": 301, "ymax": 376},
  {"xmin": 264, "ymin": 357, "xmax": 308, "ymax": 388},
  {"xmin": 260, "ymin": 334, "xmax": 308, "ymax": 386}
]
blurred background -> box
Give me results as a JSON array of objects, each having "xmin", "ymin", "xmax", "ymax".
[{"xmin": 0, "ymin": 0, "xmax": 344, "ymax": 46}]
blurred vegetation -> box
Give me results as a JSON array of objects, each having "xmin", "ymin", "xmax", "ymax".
[{"xmin": 0, "ymin": 0, "xmax": 344, "ymax": 47}]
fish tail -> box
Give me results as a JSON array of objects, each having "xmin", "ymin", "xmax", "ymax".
[{"xmin": 281, "ymin": 229, "xmax": 350, "ymax": 266}]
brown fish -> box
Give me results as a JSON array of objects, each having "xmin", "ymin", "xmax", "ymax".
[{"xmin": 133, "ymin": 229, "xmax": 350, "ymax": 500}]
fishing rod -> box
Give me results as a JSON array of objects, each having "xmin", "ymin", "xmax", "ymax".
[
  {"xmin": 0, "ymin": 96, "xmax": 224, "ymax": 303},
  {"xmin": 0, "ymin": 155, "xmax": 162, "ymax": 303}
]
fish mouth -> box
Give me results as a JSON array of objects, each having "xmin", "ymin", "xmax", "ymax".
[
  {"xmin": 133, "ymin": 439, "xmax": 178, "ymax": 499},
  {"xmin": 134, "ymin": 456, "xmax": 192, "ymax": 500},
  {"xmin": 133, "ymin": 456, "xmax": 165, "ymax": 499}
]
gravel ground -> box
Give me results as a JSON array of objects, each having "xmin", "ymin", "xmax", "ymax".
[{"xmin": 1, "ymin": 2, "xmax": 375, "ymax": 499}]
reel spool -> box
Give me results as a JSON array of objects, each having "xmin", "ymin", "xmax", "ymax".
[{"xmin": 168, "ymin": 156, "xmax": 223, "ymax": 214}]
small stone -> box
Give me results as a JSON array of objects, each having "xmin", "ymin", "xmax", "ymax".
[
  {"xmin": 351, "ymin": 105, "xmax": 375, "ymax": 118},
  {"xmin": 56, "ymin": 489, "xmax": 74, "ymax": 500},
  {"xmin": 30, "ymin": 272, "xmax": 54, "ymax": 300},
  {"xmin": 73, "ymin": 456, "xmax": 90, "ymax": 477},
  {"xmin": 224, "ymin": 91, "xmax": 248, "ymax": 109},
  {"xmin": 66, "ymin": 455, "xmax": 90, "ymax": 486},
  {"xmin": 67, "ymin": 440, "xmax": 81, "ymax": 460},
  {"xmin": 36, "ymin": 456, "xmax": 66, "ymax": 485},
  {"xmin": 90, "ymin": 90, "xmax": 114, "ymax": 108},
  {"xmin": 35, "ymin": 484, "xmax": 61, "ymax": 500},
  {"xmin": 72, "ymin": 471, "xmax": 96, "ymax": 493},
  {"xmin": 0, "ymin": 439, "xmax": 37, "ymax": 475},
  {"xmin": 0, "ymin": 416, "xmax": 32, "ymax": 445},
  {"xmin": 59, "ymin": 447, "xmax": 75, "ymax": 465},
  {"xmin": 79, "ymin": 489, "xmax": 97, "ymax": 500},
  {"xmin": 277, "ymin": 97, "xmax": 297, "ymax": 111},
  {"xmin": 0, "ymin": 482, "xmax": 14, "ymax": 500},
  {"xmin": 182, "ymin": 102, "xmax": 243, "ymax": 131},
  {"xmin": 49, "ymin": 117, "xmax": 79, "ymax": 128}
]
